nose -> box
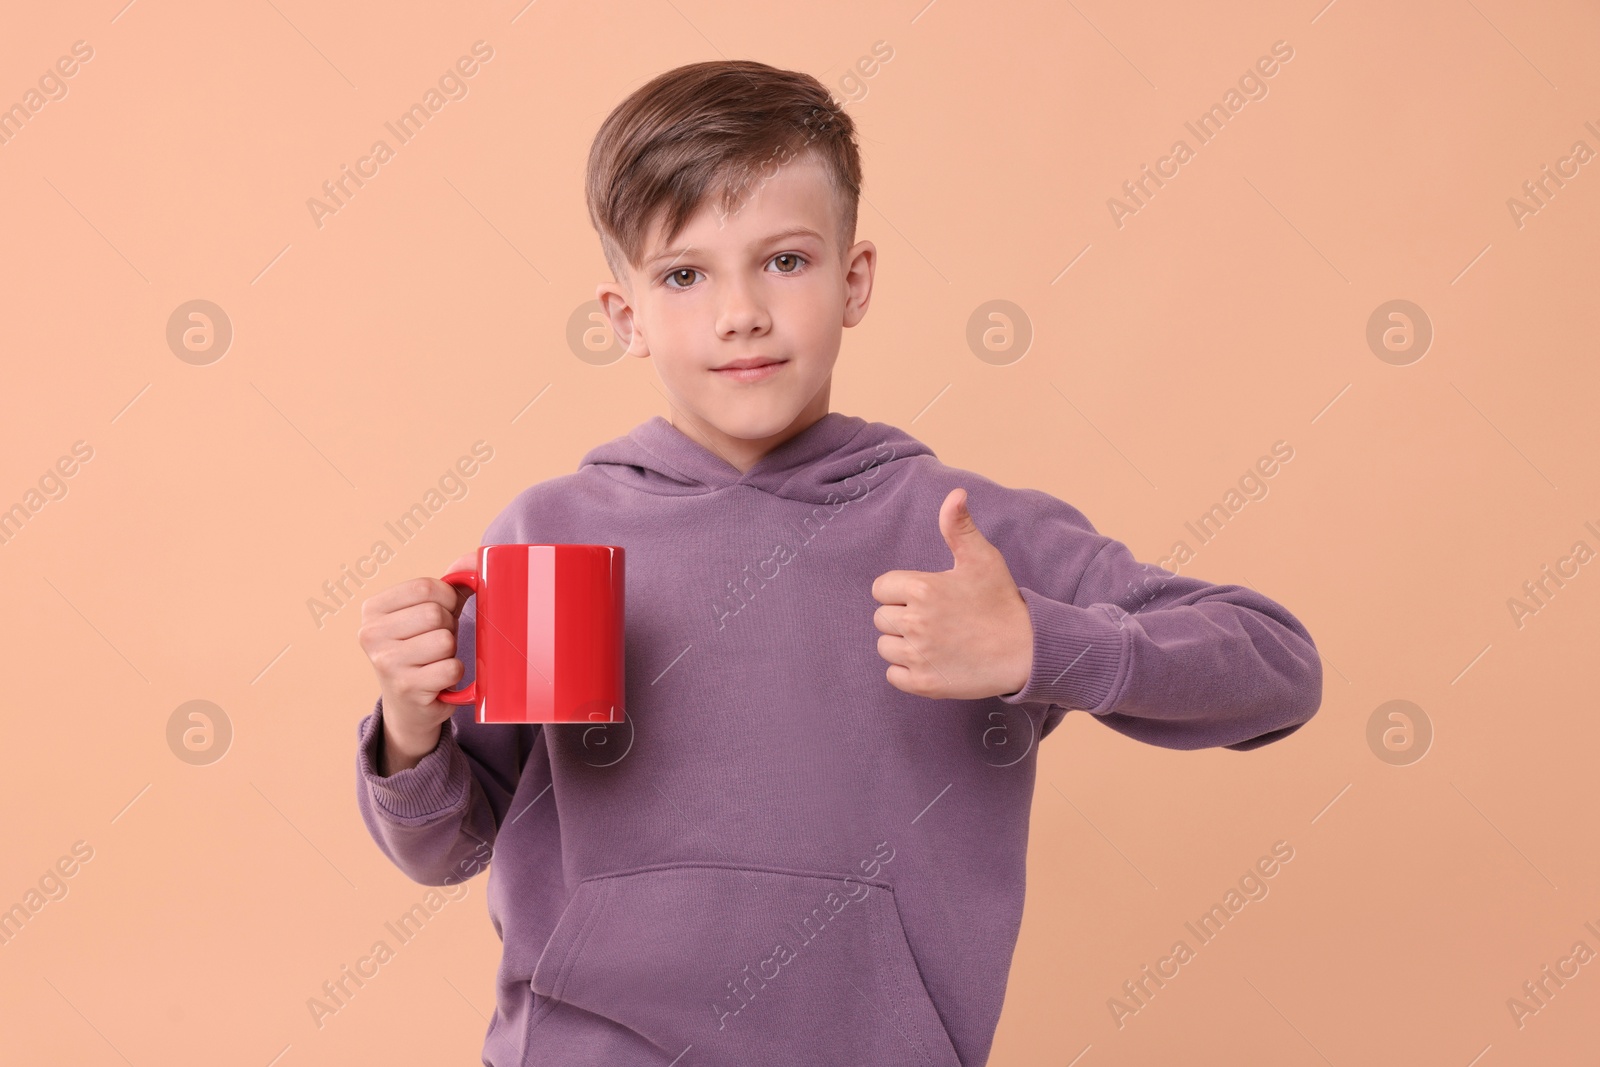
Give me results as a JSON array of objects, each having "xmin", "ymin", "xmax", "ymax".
[{"xmin": 714, "ymin": 271, "xmax": 771, "ymax": 340}]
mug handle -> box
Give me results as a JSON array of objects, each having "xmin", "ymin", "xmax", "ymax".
[{"xmin": 437, "ymin": 565, "xmax": 480, "ymax": 705}]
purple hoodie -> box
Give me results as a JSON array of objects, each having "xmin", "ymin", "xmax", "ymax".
[{"xmin": 354, "ymin": 411, "xmax": 1322, "ymax": 1066}]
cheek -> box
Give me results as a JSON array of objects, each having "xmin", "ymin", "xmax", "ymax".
[
  {"xmin": 653, "ymin": 351, "xmax": 700, "ymax": 386},
  {"xmin": 779, "ymin": 284, "xmax": 839, "ymax": 344},
  {"xmin": 796, "ymin": 301, "xmax": 844, "ymax": 358},
  {"xmin": 639, "ymin": 305, "xmax": 700, "ymax": 359}
]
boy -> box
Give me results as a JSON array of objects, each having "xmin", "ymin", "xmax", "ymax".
[{"xmin": 354, "ymin": 59, "xmax": 1321, "ymax": 1066}]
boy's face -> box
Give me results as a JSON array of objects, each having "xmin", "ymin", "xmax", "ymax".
[{"xmin": 596, "ymin": 154, "xmax": 875, "ymax": 473}]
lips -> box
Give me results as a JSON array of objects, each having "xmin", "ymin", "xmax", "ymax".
[
  {"xmin": 711, "ymin": 357, "xmax": 787, "ymax": 383},
  {"xmin": 714, "ymin": 357, "xmax": 784, "ymax": 371}
]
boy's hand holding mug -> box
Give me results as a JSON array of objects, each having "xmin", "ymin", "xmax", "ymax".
[
  {"xmin": 359, "ymin": 543, "xmax": 627, "ymax": 776},
  {"xmin": 358, "ymin": 549, "xmax": 479, "ymax": 776}
]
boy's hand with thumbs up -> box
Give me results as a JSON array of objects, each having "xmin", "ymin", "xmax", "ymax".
[{"xmin": 870, "ymin": 487, "xmax": 1036, "ymax": 699}]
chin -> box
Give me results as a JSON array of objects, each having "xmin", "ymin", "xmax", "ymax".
[{"xmin": 703, "ymin": 402, "xmax": 805, "ymax": 442}]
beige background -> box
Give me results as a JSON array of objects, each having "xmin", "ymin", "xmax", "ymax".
[{"xmin": 2, "ymin": 0, "xmax": 1597, "ymax": 1063}]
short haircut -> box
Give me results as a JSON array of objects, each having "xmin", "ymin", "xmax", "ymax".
[{"xmin": 585, "ymin": 59, "xmax": 862, "ymax": 283}]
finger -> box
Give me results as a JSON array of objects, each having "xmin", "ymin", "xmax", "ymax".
[
  {"xmin": 366, "ymin": 599, "xmax": 459, "ymax": 644},
  {"xmin": 388, "ymin": 627, "xmax": 459, "ymax": 670},
  {"xmin": 884, "ymin": 630, "xmax": 953, "ymax": 692},
  {"xmin": 362, "ymin": 574, "xmax": 459, "ymax": 618},
  {"xmin": 414, "ymin": 656, "xmax": 467, "ymax": 698},
  {"xmin": 876, "ymin": 632, "xmax": 916, "ymax": 667},
  {"xmin": 936, "ymin": 487, "xmax": 970, "ymax": 557},
  {"xmin": 385, "ymin": 656, "xmax": 465, "ymax": 705},
  {"xmin": 870, "ymin": 569, "xmax": 926, "ymax": 605},
  {"xmin": 872, "ymin": 603, "xmax": 907, "ymax": 636},
  {"xmin": 940, "ymin": 486, "xmax": 1007, "ymax": 573},
  {"xmin": 438, "ymin": 557, "xmax": 482, "ymax": 618},
  {"xmin": 884, "ymin": 663, "xmax": 917, "ymax": 695}
]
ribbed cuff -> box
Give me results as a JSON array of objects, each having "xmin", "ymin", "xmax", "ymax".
[
  {"xmin": 356, "ymin": 698, "xmax": 470, "ymax": 821},
  {"xmin": 997, "ymin": 587, "xmax": 1128, "ymax": 713}
]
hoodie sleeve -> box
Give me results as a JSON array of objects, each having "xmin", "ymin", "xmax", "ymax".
[
  {"xmin": 354, "ymin": 500, "xmax": 546, "ymax": 886},
  {"xmin": 354, "ymin": 691, "xmax": 543, "ymax": 886},
  {"xmin": 993, "ymin": 490, "xmax": 1323, "ymax": 751}
]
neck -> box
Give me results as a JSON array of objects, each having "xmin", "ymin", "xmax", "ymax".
[{"xmin": 670, "ymin": 382, "xmax": 832, "ymax": 474}]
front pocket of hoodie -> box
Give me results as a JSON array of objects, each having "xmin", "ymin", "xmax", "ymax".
[{"xmin": 529, "ymin": 862, "xmax": 960, "ymax": 1066}]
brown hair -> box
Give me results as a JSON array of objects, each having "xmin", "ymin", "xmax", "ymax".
[{"xmin": 585, "ymin": 59, "xmax": 862, "ymax": 283}]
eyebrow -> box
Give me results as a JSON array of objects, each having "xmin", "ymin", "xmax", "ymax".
[{"xmin": 644, "ymin": 226, "xmax": 825, "ymax": 268}]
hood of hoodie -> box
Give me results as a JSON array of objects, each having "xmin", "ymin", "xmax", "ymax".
[{"xmin": 578, "ymin": 411, "xmax": 935, "ymax": 504}]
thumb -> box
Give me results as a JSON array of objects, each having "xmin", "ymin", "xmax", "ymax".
[{"xmin": 939, "ymin": 488, "xmax": 995, "ymax": 567}]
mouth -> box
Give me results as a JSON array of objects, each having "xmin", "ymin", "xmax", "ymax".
[{"xmin": 711, "ymin": 358, "xmax": 787, "ymax": 383}]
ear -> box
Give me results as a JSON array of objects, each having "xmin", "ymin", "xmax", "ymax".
[
  {"xmin": 595, "ymin": 280, "xmax": 649, "ymax": 359},
  {"xmin": 841, "ymin": 239, "xmax": 876, "ymax": 328}
]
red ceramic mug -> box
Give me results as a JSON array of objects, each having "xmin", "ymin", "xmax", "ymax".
[{"xmin": 438, "ymin": 544, "xmax": 625, "ymax": 724}]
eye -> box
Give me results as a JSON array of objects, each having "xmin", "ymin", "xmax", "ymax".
[
  {"xmin": 662, "ymin": 268, "xmax": 702, "ymax": 289},
  {"xmin": 770, "ymin": 252, "xmax": 807, "ymax": 274}
]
